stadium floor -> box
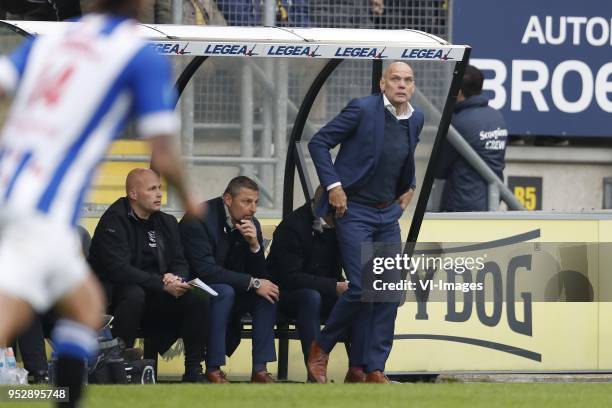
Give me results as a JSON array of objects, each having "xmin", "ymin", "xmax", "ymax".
[{"xmin": 3, "ymin": 383, "xmax": 612, "ymax": 407}]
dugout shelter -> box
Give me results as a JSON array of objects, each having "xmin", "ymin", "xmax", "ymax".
[{"xmin": 0, "ymin": 20, "xmax": 470, "ymax": 380}]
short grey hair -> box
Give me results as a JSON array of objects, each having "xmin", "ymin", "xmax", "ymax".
[{"xmin": 223, "ymin": 176, "xmax": 259, "ymax": 197}]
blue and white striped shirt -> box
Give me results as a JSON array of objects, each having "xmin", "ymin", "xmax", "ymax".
[{"xmin": 0, "ymin": 14, "xmax": 178, "ymax": 225}]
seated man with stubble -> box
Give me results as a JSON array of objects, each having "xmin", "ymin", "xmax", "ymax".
[
  {"xmin": 179, "ymin": 176, "xmax": 278, "ymax": 384},
  {"xmin": 88, "ymin": 168, "xmax": 208, "ymax": 383},
  {"xmin": 266, "ymin": 186, "xmax": 366, "ymax": 383}
]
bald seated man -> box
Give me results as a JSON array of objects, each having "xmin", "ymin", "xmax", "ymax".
[
  {"xmin": 89, "ymin": 168, "xmax": 209, "ymax": 383},
  {"xmin": 307, "ymin": 62, "xmax": 424, "ymax": 383}
]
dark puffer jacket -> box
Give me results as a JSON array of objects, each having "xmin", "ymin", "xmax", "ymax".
[{"xmin": 438, "ymin": 94, "xmax": 508, "ymax": 212}]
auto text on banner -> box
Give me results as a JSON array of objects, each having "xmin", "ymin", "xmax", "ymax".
[{"xmin": 452, "ymin": 0, "xmax": 612, "ymax": 137}]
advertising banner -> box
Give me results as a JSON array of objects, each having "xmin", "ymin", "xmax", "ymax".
[{"xmin": 452, "ymin": 0, "xmax": 612, "ymax": 137}]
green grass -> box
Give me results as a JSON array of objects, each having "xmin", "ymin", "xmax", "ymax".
[{"xmin": 4, "ymin": 383, "xmax": 612, "ymax": 407}]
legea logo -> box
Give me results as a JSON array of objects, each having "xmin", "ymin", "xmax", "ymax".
[
  {"xmin": 401, "ymin": 48, "xmax": 453, "ymax": 60},
  {"xmin": 267, "ymin": 45, "xmax": 321, "ymax": 58},
  {"xmin": 334, "ymin": 46, "xmax": 387, "ymax": 59},
  {"xmin": 151, "ymin": 42, "xmax": 191, "ymax": 55},
  {"xmin": 203, "ymin": 44, "xmax": 258, "ymax": 56}
]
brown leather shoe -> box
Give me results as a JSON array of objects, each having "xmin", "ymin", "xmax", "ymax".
[
  {"xmin": 365, "ymin": 370, "xmax": 390, "ymax": 384},
  {"xmin": 251, "ymin": 371, "xmax": 275, "ymax": 383},
  {"xmin": 344, "ymin": 367, "xmax": 366, "ymax": 383},
  {"xmin": 206, "ymin": 370, "xmax": 230, "ymax": 384},
  {"xmin": 306, "ymin": 341, "xmax": 329, "ymax": 384}
]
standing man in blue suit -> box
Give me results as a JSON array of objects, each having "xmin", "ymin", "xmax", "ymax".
[{"xmin": 306, "ymin": 62, "xmax": 424, "ymax": 384}]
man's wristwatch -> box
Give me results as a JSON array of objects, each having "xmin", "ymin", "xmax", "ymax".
[{"xmin": 252, "ymin": 278, "xmax": 261, "ymax": 290}]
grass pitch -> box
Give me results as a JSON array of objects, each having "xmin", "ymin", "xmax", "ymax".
[{"xmin": 3, "ymin": 383, "xmax": 612, "ymax": 407}]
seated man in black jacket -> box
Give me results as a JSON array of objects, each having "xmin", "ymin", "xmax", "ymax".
[
  {"xmin": 88, "ymin": 168, "xmax": 208, "ymax": 383},
  {"xmin": 266, "ymin": 186, "xmax": 366, "ymax": 383},
  {"xmin": 179, "ymin": 176, "xmax": 278, "ymax": 384}
]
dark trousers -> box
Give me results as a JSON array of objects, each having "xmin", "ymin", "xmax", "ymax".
[
  {"xmin": 318, "ymin": 201, "xmax": 402, "ymax": 373},
  {"xmin": 206, "ymin": 284, "xmax": 277, "ymax": 367},
  {"xmin": 109, "ymin": 284, "xmax": 209, "ymax": 372},
  {"xmin": 279, "ymin": 288, "xmax": 365, "ymax": 367},
  {"xmin": 16, "ymin": 316, "xmax": 48, "ymax": 375}
]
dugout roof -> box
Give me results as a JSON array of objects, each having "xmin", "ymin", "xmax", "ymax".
[{"xmin": 0, "ymin": 21, "xmax": 467, "ymax": 61}]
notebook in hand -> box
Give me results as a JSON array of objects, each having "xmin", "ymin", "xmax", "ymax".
[{"xmin": 188, "ymin": 278, "xmax": 218, "ymax": 297}]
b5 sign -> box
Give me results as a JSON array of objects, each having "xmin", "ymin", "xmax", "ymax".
[{"xmin": 452, "ymin": 0, "xmax": 612, "ymax": 137}]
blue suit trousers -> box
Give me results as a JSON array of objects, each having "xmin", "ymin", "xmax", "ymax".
[
  {"xmin": 279, "ymin": 288, "xmax": 365, "ymax": 367},
  {"xmin": 318, "ymin": 201, "xmax": 402, "ymax": 373}
]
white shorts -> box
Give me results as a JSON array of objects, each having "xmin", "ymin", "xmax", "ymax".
[{"xmin": 0, "ymin": 214, "xmax": 89, "ymax": 312}]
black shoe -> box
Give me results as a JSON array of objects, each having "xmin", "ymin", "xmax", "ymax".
[
  {"xmin": 182, "ymin": 371, "xmax": 209, "ymax": 383},
  {"xmin": 30, "ymin": 370, "xmax": 49, "ymax": 384}
]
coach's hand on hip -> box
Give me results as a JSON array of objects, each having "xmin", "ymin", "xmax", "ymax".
[
  {"xmin": 329, "ymin": 186, "xmax": 348, "ymax": 218},
  {"xmin": 397, "ymin": 188, "xmax": 416, "ymax": 210}
]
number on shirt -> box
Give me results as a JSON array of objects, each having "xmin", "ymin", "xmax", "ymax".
[{"xmin": 28, "ymin": 63, "xmax": 75, "ymax": 107}]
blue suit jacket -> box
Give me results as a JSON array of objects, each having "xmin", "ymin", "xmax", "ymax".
[{"xmin": 308, "ymin": 93, "xmax": 424, "ymax": 217}]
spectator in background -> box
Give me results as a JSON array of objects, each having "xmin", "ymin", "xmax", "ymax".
[
  {"xmin": 3, "ymin": 0, "xmax": 225, "ymax": 25},
  {"xmin": 214, "ymin": 0, "xmax": 307, "ymax": 26},
  {"xmin": 81, "ymin": 0, "xmax": 171, "ymax": 23},
  {"xmin": 266, "ymin": 186, "xmax": 366, "ymax": 382},
  {"xmin": 370, "ymin": 0, "xmax": 447, "ymax": 33},
  {"xmin": 2, "ymin": 0, "xmax": 81, "ymax": 20},
  {"xmin": 436, "ymin": 65, "xmax": 508, "ymax": 212},
  {"xmin": 214, "ymin": 0, "xmax": 258, "ymax": 25},
  {"xmin": 89, "ymin": 168, "xmax": 209, "ymax": 383},
  {"xmin": 369, "ymin": 0, "xmax": 384, "ymax": 23},
  {"xmin": 277, "ymin": 0, "xmax": 309, "ymax": 27},
  {"xmin": 179, "ymin": 176, "xmax": 278, "ymax": 384},
  {"xmin": 310, "ymin": 0, "xmax": 373, "ymax": 28},
  {"xmin": 189, "ymin": 0, "xmax": 228, "ymax": 25}
]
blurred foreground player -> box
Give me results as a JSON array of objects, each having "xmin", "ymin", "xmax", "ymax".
[{"xmin": 0, "ymin": 0, "xmax": 199, "ymax": 406}]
